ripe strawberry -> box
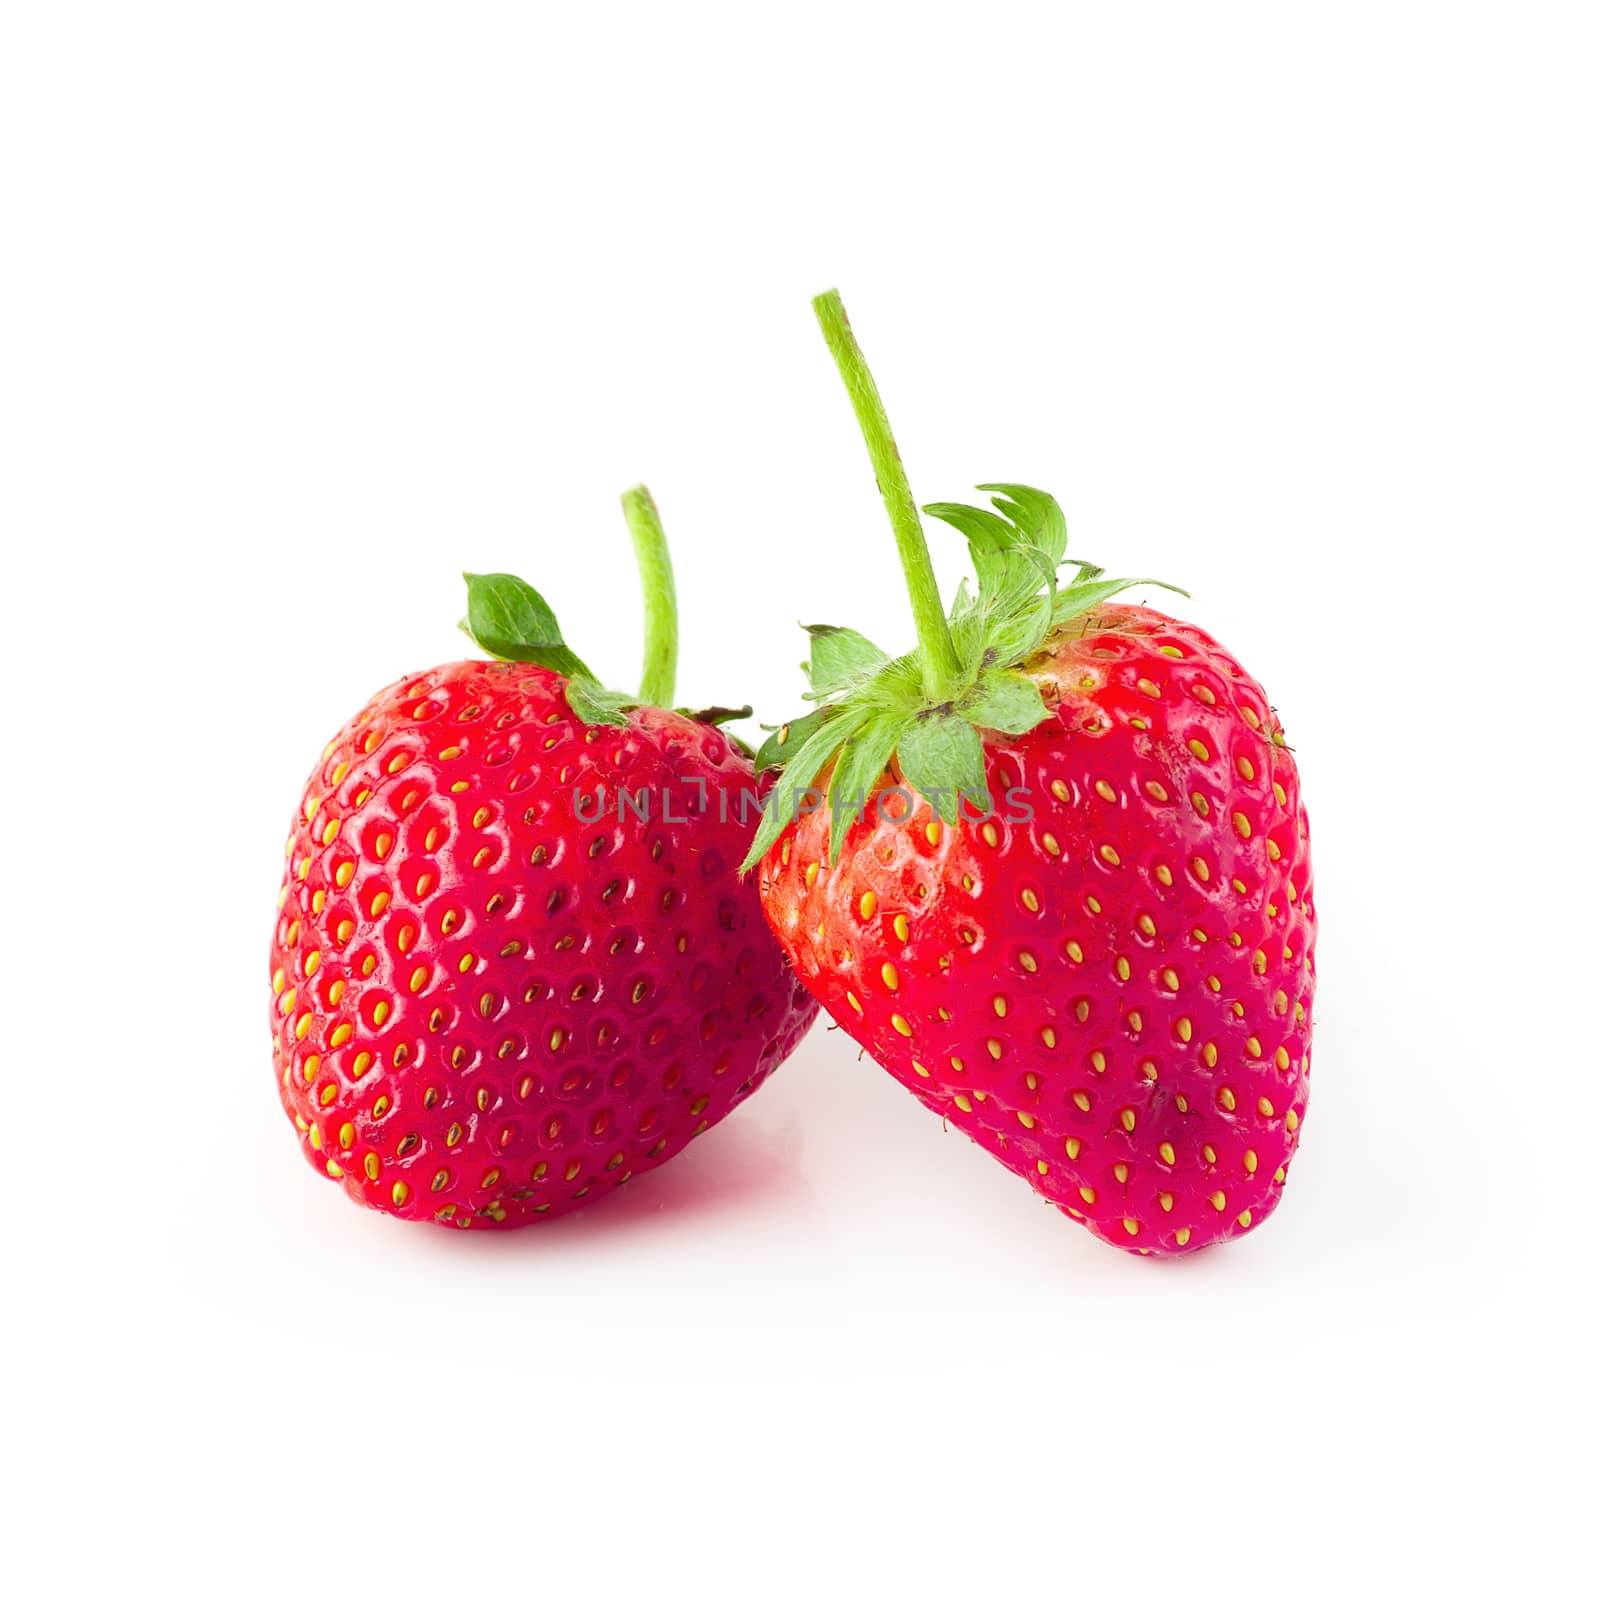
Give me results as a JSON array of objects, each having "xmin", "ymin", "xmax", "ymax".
[
  {"xmin": 745, "ymin": 294, "xmax": 1314, "ymax": 1255},
  {"xmin": 272, "ymin": 488, "xmax": 817, "ymax": 1228}
]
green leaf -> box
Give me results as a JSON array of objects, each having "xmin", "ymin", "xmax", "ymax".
[
  {"xmin": 1053, "ymin": 575, "xmax": 1190, "ymax": 627},
  {"xmin": 564, "ymin": 677, "xmax": 635, "ymax": 727},
  {"xmin": 754, "ymin": 706, "xmax": 834, "ymax": 773},
  {"xmin": 824, "ymin": 711, "xmax": 912, "ymax": 864},
  {"xmin": 461, "ymin": 572, "xmax": 594, "ymax": 680},
  {"xmin": 801, "ymin": 624, "xmax": 890, "ymax": 699},
  {"xmin": 897, "ymin": 711, "xmax": 991, "ymax": 823},
  {"xmin": 739, "ymin": 706, "xmax": 867, "ymax": 873},
  {"xmin": 961, "ymin": 670, "xmax": 1048, "ymax": 736}
]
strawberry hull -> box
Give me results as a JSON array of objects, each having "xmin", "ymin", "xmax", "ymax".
[
  {"xmin": 271, "ymin": 659, "xmax": 817, "ymax": 1228},
  {"xmin": 758, "ymin": 605, "xmax": 1314, "ymax": 1256}
]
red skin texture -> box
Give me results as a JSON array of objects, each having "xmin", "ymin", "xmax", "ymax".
[
  {"xmin": 271, "ymin": 660, "xmax": 817, "ymax": 1228},
  {"xmin": 758, "ymin": 605, "xmax": 1314, "ymax": 1255}
]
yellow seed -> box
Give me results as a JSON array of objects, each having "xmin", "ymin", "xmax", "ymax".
[
  {"xmin": 1210, "ymin": 1191, "xmax": 1227, "ymax": 1211},
  {"xmin": 859, "ymin": 891, "xmax": 877, "ymax": 919},
  {"xmin": 1238, "ymin": 1209, "xmax": 1253, "ymax": 1227},
  {"xmin": 1258, "ymin": 1096, "xmax": 1276, "ymax": 1118},
  {"xmin": 1072, "ymin": 1091, "xmax": 1091, "ymax": 1112},
  {"xmin": 882, "ymin": 963, "xmax": 900, "ymax": 992},
  {"xmin": 1079, "ymin": 1186, "xmax": 1097, "ymax": 1205},
  {"xmin": 925, "ymin": 822, "xmax": 941, "ymax": 846},
  {"xmin": 1120, "ymin": 1108, "xmax": 1136, "ymax": 1132},
  {"xmin": 1123, "ymin": 1218, "xmax": 1140, "ymax": 1236},
  {"xmin": 1243, "ymin": 1150, "xmax": 1258, "ymax": 1173},
  {"xmin": 992, "ymin": 995, "xmax": 1007, "ymax": 1018},
  {"xmin": 913, "ymin": 1060, "xmax": 930, "ymax": 1077},
  {"xmin": 804, "ymin": 861, "xmax": 818, "ymax": 887},
  {"xmin": 1176, "ymin": 1017, "xmax": 1193, "ymax": 1043},
  {"xmin": 391, "ymin": 1181, "xmax": 410, "ymax": 1206},
  {"xmin": 1037, "ymin": 1160, "xmax": 1049, "ymax": 1176},
  {"xmin": 1246, "ymin": 1036, "xmax": 1263, "ymax": 1058},
  {"xmin": 1089, "ymin": 1050, "xmax": 1106, "ymax": 1073},
  {"xmin": 1155, "ymin": 864, "xmax": 1173, "ymax": 886},
  {"xmin": 1218, "ymin": 1087, "xmax": 1236, "ymax": 1111},
  {"xmin": 1188, "ymin": 738, "xmax": 1211, "ymax": 762},
  {"xmin": 1203, "ymin": 1041, "xmax": 1218, "ymax": 1067},
  {"xmin": 338, "ymin": 1122, "xmax": 355, "ymax": 1150},
  {"xmin": 1175, "ymin": 1228, "xmax": 1191, "ymax": 1246},
  {"xmin": 1158, "ymin": 1141, "xmax": 1176, "ymax": 1164},
  {"xmin": 1041, "ymin": 1026, "xmax": 1057, "ymax": 1048},
  {"xmin": 954, "ymin": 1094, "xmax": 973, "ymax": 1114},
  {"xmin": 1095, "ymin": 779, "xmax": 1118, "ymax": 801},
  {"xmin": 1275, "ymin": 1046, "xmax": 1291, "ymax": 1071},
  {"xmin": 1099, "ymin": 844, "xmax": 1121, "ymax": 866},
  {"xmin": 891, "ymin": 1013, "xmax": 912, "ymax": 1036},
  {"xmin": 1237, "ymin": 755, "xmax": 1256, "ymax": 781},
  {"xmin": 364, "ymin": 1153, "xmax": 381, "ymax": 1181},
  {"xmin": 294, "ymin": 1012, "xmax": 313, "ymax": 1040},
  {"xmin": 1042, "ymin": 832, "xmax": 1061, "ymax": 856},
  {"xmin": 370, "ymin": 890, "xmax": 391, "ymax": 915},
  {"xmin": 1113, "ymin": 1162, "xmax": 1129, "ymax": 1183},
  {"xmin": 1021, "ymin": 889, "xmax": 1040, "ymax": 913},
  {"xmin": 1159, "ymin": 1192, "xmax": 1174, "ymax": 1211},
  {"xmin": 1066, "ymin": 940, "xmax": 1084, "ymax": 963},
  {"xmin": 893, "ymin": 913, "xmax": 909, "ymax": 940},
  {"xmin": 1115, "ymin": 956, "xmax": 1131, "ymax": 981},
  {"xmin": 950, "ymin": 1055, "xmax": 965, "ymax": 1072},
  {"xmin": 1065, "ymin": 1137, "xmax": 1082, "ymax": 1159},
  {"xmin": 1285, "ymin": 1108, "xmax": 1300, "ymax": 1133},
  {"xmin": 1017, "ymin": 1111, "xmax": 1036, "ymax": 1130},
  {"xmin": 986, "ymin": 1037, "xmax": 1003, "ymax": 1059},
  {"xmin": 1019, "ymin": 951, "xmax": 1038, "ymax": 973},
  {"xmin": 1161, "ymin": 968, "xmax": 1179, "ymax": 991},
  {"xmin": 846, "ymin": 991, "xmax": 862, "ymax": 1013},
  {"xmin": 981, "ymin": 822, "xmax": 1000, "ymax": 848}
]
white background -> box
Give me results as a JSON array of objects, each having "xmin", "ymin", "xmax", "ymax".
[{"xmin": 4, "ymin": 4, "xmax": 1595, "ymax": 1594}]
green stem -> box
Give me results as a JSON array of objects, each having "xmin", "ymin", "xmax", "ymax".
[
  {"xmin": 812, "ymin": 289, "xmax": 962, "ymax": 703},
  {"xmin": 620, "ymin": 485, "xmax": 679, "ymax": 706}
]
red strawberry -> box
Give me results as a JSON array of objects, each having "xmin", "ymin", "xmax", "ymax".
[
  {"xmin": 744, "ymin": 294, "xmax": 1314, "ymax": 1255},
  {"xmin": 272, "ymin": 488, "xmax": 817, "ymax": 1228}
]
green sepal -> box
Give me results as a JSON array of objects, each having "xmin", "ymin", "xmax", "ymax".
[
  {"xmin": 897, "ymin": 711, "xmax": 991, "ymax": 823},
  {"xmin": 824, "ymin": 712, "xmax": 912, "ymax": 864},
  {"xmin": 461, "ymin": 572, "xmax": 595, "ymax": 681},
  {"xmin": 801, "ymin": 624, "xmax": 890, "ymax": 700},
  {"xmin": 1053, "ymin": 574, "xmax": 1189, "ymax": 626},
  {"xmin": 975, "ymin": 483, "xmax": 1068, "ymax": 567},
  {"xmin": 739, "ymin": 705, "xmax": 870, "ymax": 873},
  {"xmin": 754, "ymin": 706, "xmax": 837, "ymax": 774},
  {"xmin": 564, "ymin": 678, "xmax": 637, "ymax": 728},
  {"xmin": 960, "ymin": 670, "xmax": 1048, "ymax": 737}
]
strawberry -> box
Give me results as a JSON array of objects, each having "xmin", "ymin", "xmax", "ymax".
[
  {"xmin": 745, "ymin": 294, "xmax": 1314, "ymax": 1255},
  {"xmin": 272, "ymin": 488, "xmax": 817, "ymax": 1228}
]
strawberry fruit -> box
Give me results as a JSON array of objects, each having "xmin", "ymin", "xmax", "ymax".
[
  {"xmin": 272, "ymin": 488, "xmax": 817, "ymax": 1228},
  {"xmin": 746, "ymin": 294, "xmax": 1314, "ymax": 1255}
]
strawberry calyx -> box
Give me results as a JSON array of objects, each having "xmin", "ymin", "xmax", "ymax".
[
  {"xmin": 738, "ymin": 291, "xmax": 1186, "ymax": 872},
  {"xmin": 461, "ymin": 484, "xmax": 709, "ymax": 728}
]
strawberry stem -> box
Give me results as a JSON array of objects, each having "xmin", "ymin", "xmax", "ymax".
[
  {"xmin": 621, "ymin": 484, "xmax": 678, "ymax": 706},
  {"xmin": 812, "ymin": 289, "xmax": 961, "ymax": 705}
]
